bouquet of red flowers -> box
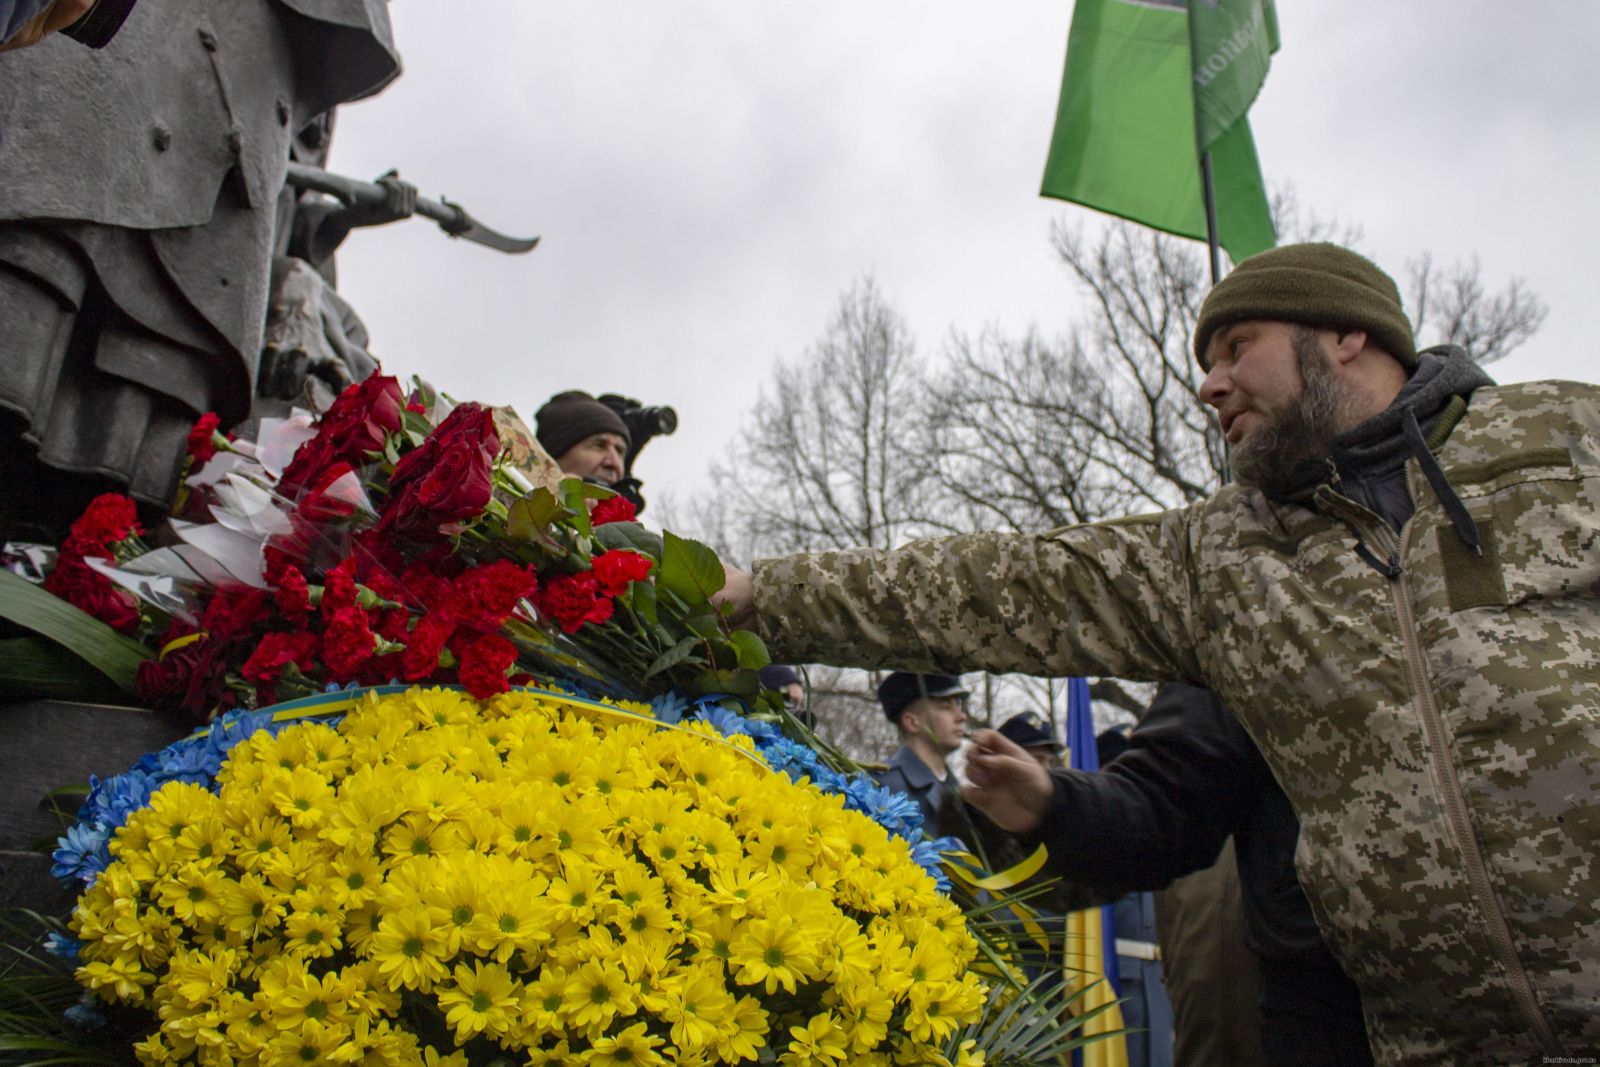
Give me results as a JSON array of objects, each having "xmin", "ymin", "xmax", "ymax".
[{"xmin": 56, "ymin": 375, "xmax": 768, "ymax": 724}]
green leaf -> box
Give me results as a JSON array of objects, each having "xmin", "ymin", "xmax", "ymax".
[
  {"xmin": 642, "ymin": 636, "xmax": 700, "ymax": 681},
  {"xmin": 0, "ymin": 637, "xmax": 128, "ymax": 702},
  {"xmin": 689, "ymin": 668, "xmax": 761, "ymax": 699},
  {"xmin": 728, "ymin": 630, "xmax": 771, "ymax": 671},
  {"xmin": 0, "ymin": 571, "xmax": 151, "ymax": 695},
  {"xmin": 560, "ymin": 480, "xmax": 593, "ymax": 538},
  {"xmin": 505, "ymin": 488, "xmax": 567, "ymax": 541},
  {"xmin": 630, "ymin": 579, "xmax": 659, "ymax": 627},
  {"xmin": 592, "ymin": 521, "xmax": 663, "ymax": 561},
  {"xmin": 402, "ymin": 409, "xmax": 434, "ymax": 440},
  {"xmin": 656, "ymin": 532, "xmax": 725, "ymax": 607},
  {"xmin": 682, "ymin": 613, "xmax": 722, "ymax": 640}
]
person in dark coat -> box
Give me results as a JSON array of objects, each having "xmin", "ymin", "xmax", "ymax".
[{"xmin": 975, "ymin": 684, "xmax": 1374, "ymax": 1066}]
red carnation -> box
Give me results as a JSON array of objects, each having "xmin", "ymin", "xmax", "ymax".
[
  {"xmin": 590, "ymin": 550, "xmax": 654, "ymax": 596},
  {"xmin": 240, "ymin": 631, "xmax": 319, "ymax": 686},
  {"xmin": 323, "ymin": 604, "xmax": 377, "ymax": 679},
  {"xmin": 379, "ymin": 403, "xmax": 499, "ymax": 537},
  {"xmin": 399, "ymin": 564, "xmax": 452, "ymax": 614},
  {"xmin": 44, "ymin": 549, "xmax": 141, "ymax": 633},
  {"xmin": 186, "ymin": 412, "xmax": 222, "ymax": 464},
  {"xmin": 400, "ymin": 613, "xmax": 456, "ymax": 682},
  {"xmin": 265, "ymin": 557, "xmax": 312, "ymax": 624},
  {"xmin": 457, "ymin": 632, "xmax": 518, "ymax": 699},
  {"xmin": 69, "ymin": 493, "xmax": 142, "ymax": 547},
  {"xmin": 590, "ymin": 495, "xmax": 637, "ymax": 527},
  {"xmin": 321, "ymin": 557, "xmax": 359, "ymax": 616},
  {"xmin": 534, "ymin": 571, "xmax": 614, "ymax": 634},
  {"xmin": 199, "ymin": 588, "xmax": 273, "ymax": 641},
  {"xmin": 448, "ymin": 560, "xmax": 538, "ymax": 633}
]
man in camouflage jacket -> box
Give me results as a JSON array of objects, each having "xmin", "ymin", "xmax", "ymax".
[{"xmin": 721, "ymin": 244, "xmax": 1598, "ymax": 1065}]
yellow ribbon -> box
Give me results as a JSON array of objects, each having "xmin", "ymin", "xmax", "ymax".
[{"xmin": 158, "ymin": 630, "xmax": 207, "ymax": 660}]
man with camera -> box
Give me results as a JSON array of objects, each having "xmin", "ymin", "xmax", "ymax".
[{"xmin": 534, "ymin": 391, "xmax": 676, "ymax": 514}]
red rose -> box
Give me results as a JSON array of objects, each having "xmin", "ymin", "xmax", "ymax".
[
  {"xmin": 589, "ymin": 550, "xmax": 654, "ymax": 597},
  {"xmin": 447, "ymin": 560, "xmax": 537, "ymax": 633},
  {"xmin": 380, "ymin": 403, "xmax": 499, "ymax": 536},
  {"xmin": 277, "ymin": 436, "xmax": 339, "ymax": 497},
  {"xmin": 534, "ymin": 571, "xmax": 614, "ymax": 634},
  {"xmin": 69, "ymin": 493, "xmax": 142, "ymax": 547},
  {"xmin": 279, "ymin": 375, "xmax": 404, "ymax": 493},
  {"xmin": 589, "ymin": 495, "xmax": 637, "ymax": 527},
  {"xmin": 323, "ymin": 604, "xmax": 377, "ymax": 679},
  {"xmin": 186, "ymin": 412, "xmax": 222, "ymax": 464},
  {"xmin": 294, "ymin": 461, "xmax": 360, "ymax": 524},
  {"xmin": 456, "ymin": 632, "xmax": 517, "ymax": 699}
]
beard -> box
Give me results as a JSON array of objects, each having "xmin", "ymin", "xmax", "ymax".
[{"xmin": 1228, "ymin": 328, "xmax": 1357, "ymax": 498}]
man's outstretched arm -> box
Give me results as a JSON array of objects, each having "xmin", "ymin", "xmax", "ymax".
[{"xmin": 720, "ymin": 517, "xmax": 1208, "ymax": 684}]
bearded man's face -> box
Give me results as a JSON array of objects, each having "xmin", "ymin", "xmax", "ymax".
[{"xmin": 1200, "ymin": 321, "xmax": 1359, "ymax": 497}]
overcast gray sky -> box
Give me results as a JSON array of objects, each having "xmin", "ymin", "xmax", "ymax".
[{"xmin": 330, "ymin": 2, "xmax": 1600, "ymax": 507}]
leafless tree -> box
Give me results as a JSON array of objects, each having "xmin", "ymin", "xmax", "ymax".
[
  {"xmin": 1406, "ymin": 252, "xmax": 1548, "ymax": 364},
  {"xmin": 701, "ymin": 275, "xmax": 938, "ymax": 559},
  {"xmin": 681, "ymin": 277, "xmax": 948, "ymax": 762}
]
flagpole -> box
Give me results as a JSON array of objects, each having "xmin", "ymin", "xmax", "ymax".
[{"xmin": 1199, "ymin": 150, "xmax": 1223, "ymax": 286}]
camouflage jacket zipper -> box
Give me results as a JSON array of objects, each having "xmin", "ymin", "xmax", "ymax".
[{"xmin": 1328, "ymin": 480, "xmax": 1555, "ymax": 1047}]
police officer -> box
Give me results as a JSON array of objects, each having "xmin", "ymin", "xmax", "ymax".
[{"xmin": 873, "ymin": 672, "xmax": 969, "ymax": 841}]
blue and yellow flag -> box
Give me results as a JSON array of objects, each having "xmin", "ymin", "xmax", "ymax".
[{"xmin": 1063, "ymin": 676, "xmax": 1130, "ymax": 1067}]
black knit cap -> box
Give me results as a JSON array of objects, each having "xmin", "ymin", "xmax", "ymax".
[
  {"xmin": 1194, "ymin": 243, "xmax": 1417, "ymax": 369},
  {"xmin": 534, "ymin": 391, "xmax": 631, "ymax": 460},
  {"xmin": 877, "ymin": 672, "xmax": 969, "ymax": 724}
]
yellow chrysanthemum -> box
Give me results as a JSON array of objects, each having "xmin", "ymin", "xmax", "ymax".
[
  {"xmin": 730, "ymin": 914, "xmax": 820, "ymax": 995},
  {"xmin": 368, "ymin": 906, "xmax": 451, "ymax": 991},
  {"xmin": 561, "ymin": 958, "xmax": 637, "ymax": 1032},
  {"xmin": 68, "ymin": 686, "xmax": 988, "ymax": 1065},
  {"xmin": 586, "ymin": 1020, "xmax": 665, "ymax": 1067},
  {"xmin": 436, "ymin": 958, "xmax": 519, "ymax": 1041}
]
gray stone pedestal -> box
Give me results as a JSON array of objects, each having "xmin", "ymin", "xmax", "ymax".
[{"xmin": 0, "ymin": 700, "xmax": 187, "ymax": 911}]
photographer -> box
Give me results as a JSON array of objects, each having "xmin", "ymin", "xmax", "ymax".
[
  {"xmin": 534, "ymin": 391, "xmax": 630, "ymax": 487},
  {"xmin": 533, "ymin": 390, "xmax": 675, "ymax": 514}
]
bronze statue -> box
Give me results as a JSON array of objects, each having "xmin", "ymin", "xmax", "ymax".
[{"xmin": 0, "ymin": 0, "xmax": 399, "ymax": 538}]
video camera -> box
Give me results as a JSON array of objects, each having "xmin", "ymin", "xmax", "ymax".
[{"xmin": 596, "ymin": 394, "xmax": 677, "ymax": 516}]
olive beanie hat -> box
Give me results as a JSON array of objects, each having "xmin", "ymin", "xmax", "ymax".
[{"xmin": 1194, "ymin": 243, "xmax": 1417, "ymax": 368}]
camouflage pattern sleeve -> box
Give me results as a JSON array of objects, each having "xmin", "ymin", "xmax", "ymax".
[{"xmin": 752, "ymin": 511, "xmax": 1207, "ymax": 682}]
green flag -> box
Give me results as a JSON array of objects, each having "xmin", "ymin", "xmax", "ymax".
[
  {"xmin": 1189, "ymin": 0, "xmax": 1280, "ymax": 152},
  {"xmin": 1040, "ymin": 0, "xmax": 1277, "ymax": 263}
]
